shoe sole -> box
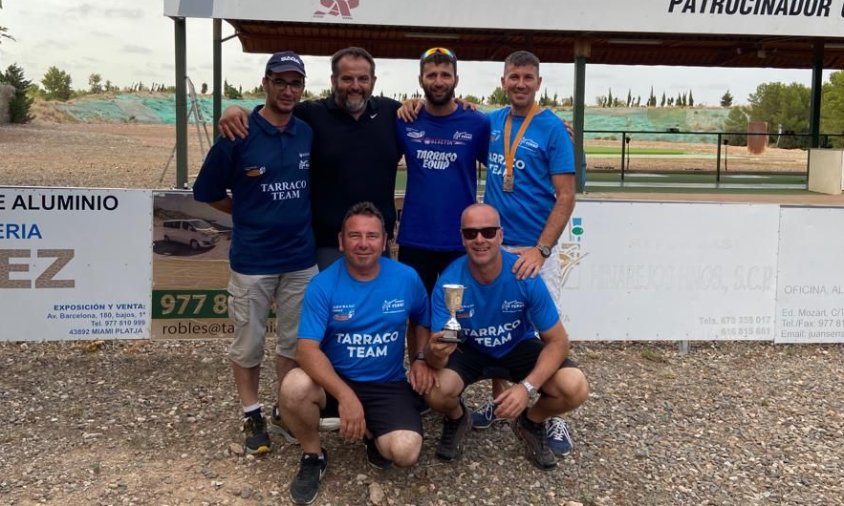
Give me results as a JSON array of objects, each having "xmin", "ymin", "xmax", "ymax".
[
  {"xmin": 245, "ymin": 444, "xmax": 271, "ymax": 455},
  {"xmin": 472, "ymin": 417, "xmax": 506, "ymax": 430},
  {"xmin": 319, "ymin": 417, "xmax": 341, "ymax": 432},
  {"xmin": 512, "ymin": 424, "xmax": 557, "ymax": 470},
  {"xmin": 550, "ymin": 448, "xmax": 572, "ymax": 457},
  {"xmin": 435, "ymin": 448, "xmax": 462, "ymax": 461},
  {"xmin": 366, "ymin": 458, "xmax": 392, "ymax": 471},
  {"xmin": 267, "ymin": 417, "xmax": 301, "ymax": 445}
]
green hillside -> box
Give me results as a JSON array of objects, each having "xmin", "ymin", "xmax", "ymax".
[{"xmin": 46, "ymin": 93, "xmax": 730, "ymax": 143}]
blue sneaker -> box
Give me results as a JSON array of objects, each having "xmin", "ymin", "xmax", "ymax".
[
  {"xmin": 471, "ymin": 399, "xmax": 501, "ymax": 430},
  {"xmin": 546, "ymin": 417, "xmax": 573, "ymax": 456}
]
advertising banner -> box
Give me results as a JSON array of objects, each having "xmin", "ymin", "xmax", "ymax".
[
  {"xmin": 0, "ymin": 187, "xmax": 152, "ymax": 341},
  {"xmin": 151, "ymin": 191, "xmax": 239, "ymax": 340},
  {"xmin": 165, "ymin": 0, "xmax": 844, "ymax": 39},
  {"xmin": 556, "ymin": 201, "xmax": 780, "ymax": 341},
  {"xmin": 775, "ymin": 207, "xmax": 844, "ymax": 343}
]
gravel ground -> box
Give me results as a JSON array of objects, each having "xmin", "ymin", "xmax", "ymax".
[
  {"xmin": 3, "ymin": 340, "xmax": 844, "ymax": 506},
  {"xmin": 3, "ymin": 121, "xmax": 844, "ymax": 505}
]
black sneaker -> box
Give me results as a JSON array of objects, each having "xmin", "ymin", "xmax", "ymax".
[
  {"xmin": 512, "ymin": 410, "xmax": 557, "ymax": 470},
  {"xmin": 364, "ymin": 436, "xmax": 392, "ymax": 470},
  {"xmin": 242, "ymin": 414, "xmax": 271, "ymax": 455},
  {"xmin": 290, "ymin": 449, "xmax": 328, "ymax": 505},
  {"xmin": 435, "ymin": 398, "xmax": 472, "ymax": 461}
]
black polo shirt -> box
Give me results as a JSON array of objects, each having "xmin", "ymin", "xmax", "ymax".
[{"xmin": 293, "ymin": 96, "xmax": 402, "ymax": 248}]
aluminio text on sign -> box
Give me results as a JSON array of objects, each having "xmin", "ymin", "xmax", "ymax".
[
  {"xmin": 0, "ymin": 187, "xmax": 153, "ymax": 341},
  {"xmin": 164, "ymin": 0, "xmax": 844, "ymax": 38}
]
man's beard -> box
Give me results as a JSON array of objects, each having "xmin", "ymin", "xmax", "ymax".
[{"xmin": 423, "ymin": 86, "xmax": 455, "ymax": 107}]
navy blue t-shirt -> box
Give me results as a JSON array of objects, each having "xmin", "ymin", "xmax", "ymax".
[
  {"xmin": 193, "ymin": 106, "xmax": 316, "ymax": 274},
  {"xmin": 396, "ymin": 107, "xmax": 490, "ymax": 251}
]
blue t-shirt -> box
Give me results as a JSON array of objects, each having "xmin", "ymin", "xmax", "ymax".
[
  {"xmin": 193, "ymin": 106, "xmax": 316, "ymax": 274},
  {"xmin": 396, "ymin": 107, "xmax": 490, "ymax": 251},
  {"xmin": 299, "ymin": 258, "xmax": 431, "ymax": 383},
  {"xmin": 432, "ymin": 251, "xmax": 559, "ymax": 359},
  {"xmin": 484, "ymin": 107, "xmax": 574, "ymax": 246}
]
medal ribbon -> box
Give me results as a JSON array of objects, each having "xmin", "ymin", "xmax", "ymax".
[{"xmin": 503, "ymin": 103, "xmax": 541, "ymax": 186}]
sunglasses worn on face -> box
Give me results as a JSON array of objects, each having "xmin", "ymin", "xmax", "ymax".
[
  {"xmin": 421, "ymin": 47, "xmax": 456, "ymax": 61},
  {"xmin": 461, "ymin": 227, "xmax": 500, "ymax": 240}
]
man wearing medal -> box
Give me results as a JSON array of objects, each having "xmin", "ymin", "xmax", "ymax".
[{"xmin": 476, "ymin": 50, "xmax": 578, "ymax": 456}]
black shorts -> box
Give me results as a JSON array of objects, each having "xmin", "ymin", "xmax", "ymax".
[
  {"xmin": 398, "ymin": 246, "xmax": 464, "ymax": 294},
  {"xmin": 322, "ymin": 378, "xmax": 425, "ymax": 437},
  {"xmin": 446, "ymin": 338, "xmax": 578, "ymax": 392}
]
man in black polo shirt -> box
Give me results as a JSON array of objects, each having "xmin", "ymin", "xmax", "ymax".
[{"xmin": 220, "ymin": 47, "xmax": 402, "ymax": 270}]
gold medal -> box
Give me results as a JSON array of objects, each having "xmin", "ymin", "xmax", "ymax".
[
  {"xmin": 502, "ymin": 173, "xmax": 514, "ymax": 192},
  {"xmin": 502, "ymin": 103, "xmax": 541, "ymax": 194}
]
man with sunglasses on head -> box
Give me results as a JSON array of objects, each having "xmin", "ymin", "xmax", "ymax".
[
  {"xmin": 193, "ymin": 51, "xmax": 317, "ymax": 456},
  {"xmin": 219, "ymin": 47, "xmax": 403, "ymax": 271},
  {"xmin": 423, "ymin": 203, "xmax": 588, "ymax": 470},
  {"xmin": 396, "ymin": 47, "xmax": 490, "ymax": 294}
]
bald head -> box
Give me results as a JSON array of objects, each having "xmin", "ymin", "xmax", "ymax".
[{"xmin": 460, "ymin": 203, "xmax": 501, "ymax": 229}]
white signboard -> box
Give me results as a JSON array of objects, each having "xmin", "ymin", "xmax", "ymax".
[
  {"xmin": 164, "ymin": 0, "xmax": 844, "ymax": 38},
  {"xmin": 555, "ymin": 201, "xmax": 780, "ymax": 341},
  {"xmin": 0, "ymin": 188, "xmax": 153, "ymax": 341},
  {"xmin": 775, "ymin": 207, "xmax": 844, "ymax": 343}
]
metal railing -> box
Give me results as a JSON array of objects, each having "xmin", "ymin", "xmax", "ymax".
[{"xmin": 584, "ymin": 130, "xmax": 844, "ymax": 185}]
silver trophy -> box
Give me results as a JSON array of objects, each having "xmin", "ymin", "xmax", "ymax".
[{"xmin": 440, "ymin": 284, "xmax": 465, "ymax": 343}]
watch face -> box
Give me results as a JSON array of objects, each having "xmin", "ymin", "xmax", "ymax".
[{"xmin": 538, "ymin": 246, "xmax": 551, "ymax": 258}]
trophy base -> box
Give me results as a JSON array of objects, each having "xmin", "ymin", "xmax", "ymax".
[{"xmin": 438, "ymin": 329, "xmax": 461, "ymax": 344}]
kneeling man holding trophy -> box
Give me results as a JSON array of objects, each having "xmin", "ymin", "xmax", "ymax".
[{"xmin": 425, "ymin": 203, "xmax": 589, "ymax": 469}]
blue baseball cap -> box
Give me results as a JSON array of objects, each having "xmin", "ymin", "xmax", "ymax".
[{"xmin": 265, "ymin": 51, "xmax": 306, "ymax": 77}]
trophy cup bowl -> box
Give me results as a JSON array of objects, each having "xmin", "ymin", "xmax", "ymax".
[{"xmin": 440, "ymin": 284, "xmax": 464, "ymax": 343}]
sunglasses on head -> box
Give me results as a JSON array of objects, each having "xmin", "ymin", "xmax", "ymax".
[
  {"xmin": 461, "ymin": 227, "xmax": 500, "ymax": 240},
  {"xmin": 420, "ymin": 47, "xmax": 456, "ymax": 61}
]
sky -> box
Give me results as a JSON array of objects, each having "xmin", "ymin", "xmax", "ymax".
[{"xmin": 0, "ymin": 0, "xmax": 835, "ymax": 106}]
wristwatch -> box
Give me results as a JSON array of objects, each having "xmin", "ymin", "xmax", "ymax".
[
  {"xmin": 536, "ymin": 244, "xmax": 552, "ymax": 258},
  {"xmin": 520, "ymin": 380, "xmax": 539, "ymax": 401},
  {"xmin": 413, "ymin": 351, "xmax": 426, "ymax": 362}
]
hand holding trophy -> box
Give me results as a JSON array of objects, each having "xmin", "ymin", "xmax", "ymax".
[{"xmin": 439, "ymin": 284, "xmax": 465, "ymax": 343}]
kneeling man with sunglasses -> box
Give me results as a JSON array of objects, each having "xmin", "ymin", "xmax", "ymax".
[{"xmin": 424, "ymin": 203, "xmax": 589, "ymax": 470}]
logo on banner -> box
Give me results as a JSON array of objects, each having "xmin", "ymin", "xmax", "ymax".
[
  {"xmin": 313, "ymin": 0, "xmax": 359, "ymax": 19},
  {"xmin": 559, "ymin": 216, "xmax": 588, "ymax": 290}
]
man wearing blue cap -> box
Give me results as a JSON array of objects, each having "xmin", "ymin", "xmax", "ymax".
[{"xmin": 193, "ymin": 51, "xmax": 317, "ymax": 455}]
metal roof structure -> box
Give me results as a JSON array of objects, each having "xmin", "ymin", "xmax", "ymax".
[
  {"xmin": 228, "ymin": 21, "xmax": 844, "ymax": 69},
  {"xmin": 163, "ymin": 0, "xmax": 844, "ymax": 189}
]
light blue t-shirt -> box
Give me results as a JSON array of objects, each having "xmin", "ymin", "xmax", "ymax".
[
  {"xmin": 484, "ymin": 107, "xmax": 574, "ymax": 246},
  {"xmin": 432, "ymin": 251, "xmax": 559, "ymax": 359},
  {"xmin": 396, "ymin": 107, "xmax": 490, "ymax": 251},
  {"xmin": 299, "ymin": 257, "xmax": 430, "ymax": 382}
]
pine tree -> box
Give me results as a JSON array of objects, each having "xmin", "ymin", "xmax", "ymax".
[{"xmin": 0, "ymin": 63, "xmax": 34, "ymax": 123}]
